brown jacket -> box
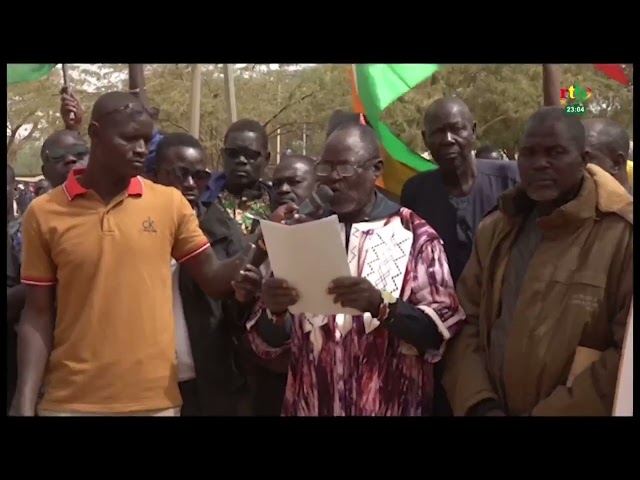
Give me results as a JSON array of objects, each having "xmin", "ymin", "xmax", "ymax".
[{"xmin": 442, "ymin": 165, "xmax": 633, "ymax": 416}]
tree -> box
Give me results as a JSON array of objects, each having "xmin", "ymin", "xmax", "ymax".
[
  {"xmin": 7, "ymin": 64, "xmax": 633, "ymax": 175},
  {"xmin": 7, "ymin": 64, "xmax": 129, "ymax": 172},
  {"xmin": 384, "ymin": 64, "xmax": 633, "ymax": 158}
]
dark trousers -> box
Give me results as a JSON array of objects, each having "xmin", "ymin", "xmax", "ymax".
[
  {"xmin": 433, "ymin": 361, "xmax": 453, "ymax": 416},
  {"xmin": 251, "ymin": 366, "xmax": 287, "ymax": 416},
  {"xmin": 179, "ymin": 379, "xmax": 201, "ymax": 416}
]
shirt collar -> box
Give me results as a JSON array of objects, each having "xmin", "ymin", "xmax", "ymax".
[{"xmin": 62, "ymin": 168, "xmax": 144, "ymax": 201}]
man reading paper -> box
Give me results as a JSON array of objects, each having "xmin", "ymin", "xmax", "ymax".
[{"xmin": 237, "ymin": 123, "xmax": 465, "ymax": 416}]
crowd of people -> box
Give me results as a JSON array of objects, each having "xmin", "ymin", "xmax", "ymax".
[{"xmin": 5, "ymin": 65, "xmax": 633, "ymax": 416}]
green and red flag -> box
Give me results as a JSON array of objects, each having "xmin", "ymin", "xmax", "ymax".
[
  {"xmin": 593, "ymin": 64, "xmax": 630, "ymax": 85},
  {"xmin": 350, "ymin": 64, "xmax": 440, "ymax": 196},
  {"xmin": 7, "ymin": 64, "xmax": 57, "ymax": 85}
]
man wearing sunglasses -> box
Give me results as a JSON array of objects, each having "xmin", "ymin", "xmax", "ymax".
[
  {"xmin": 201, "ymin": 118, "xmax": 272, "ymax": 236},
  {"xmin": 11, "ymin": 92, "xmax": 255, "ymax": 417},
  {"xmin": 6, "ymin": 128, "xmax": 89, "ymax": 412},
  {"xmin": 242, "ymin": 123, "xmax": 464, "ymax": 416},
  {"xmin": 151, "ymin": 132, "xmax": 259, "ymax": 416}
]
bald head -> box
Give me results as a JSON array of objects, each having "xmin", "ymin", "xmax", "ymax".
[
  {"xmin": 40, "ymin": 129, "xmax": 86, "ymax": 162},
  {"xmin": 582, "ymin": 118, "xmax": 630, "ymax": 188},
  {"xmin": 424, "ymin": 96, "xmax": 474, "ymax": 128},
  {"xmin": 582, "ymin": 118, "xmax": 630, "ymax": 159},
  {"xmin": 518, "ymin": 107, "xmax": 588, "ymax": 205},
  {"xmin": 90, "ymin": 91, "xmax": 149, "ymax": 125},
  {"xmin": 278, "ymin": 153, "xmax": 316, "ymax": 170},
  {"xmin": 325, "ymin": 123, "xmax": 380, "ymax": 161},
  {"xmin": 319, "ymin": 123, "xmax": 382, "ymax": 218},
  {"xmin": 422, "ymin": 96, "xmax": 476, "ymax": 169},
  {"xmin": 327, "ymin": 110, "xmax": 364, "ymax": 138},
  {"xmin": 524, "ymin": 107, "xmax": 586, "ymax": 151},
  {"xmin": 272, "ymin": 154, "xmax": 317, "ymax": 208},
  {"xmin": 87, "ymin": 91, "xmax": 155, "ymax": 180}
]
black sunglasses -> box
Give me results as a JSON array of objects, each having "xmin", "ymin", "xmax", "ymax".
[
  {"xmin": 222, "ymin": 147, "xmax": 262, "ymax": 162},
  {"xmin": 166, "ymin": 166, "xmax": 211, "ymax": 181}
]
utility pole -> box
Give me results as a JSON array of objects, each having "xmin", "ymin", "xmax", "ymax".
[
  {"xmin": 223, "ymin": 64, "xmax": 238, "ymax": 126},
  {"xmin": 302, "ymin": 123, "xmax": 307, "ymax": 155},
  {"xmin": 189, "ymin": 64, "xmax": 202, "ymax": 138},
  {"xmin": 275, "ymin": 83, "xmax": 281, "ymax": 163}
]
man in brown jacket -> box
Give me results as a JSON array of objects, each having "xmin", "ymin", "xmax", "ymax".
[{"xmin": 442, "ymin": 107, "xmax": 633, "ymax": 416}]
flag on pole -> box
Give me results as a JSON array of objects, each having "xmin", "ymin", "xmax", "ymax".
[
  {"xmin": 593, "ymin": 64, "xmax": 630, "ymax": 85},
  {"xmin": 350, "ymin": 64, "xmax": 440, "ymax": 197},
  {"xmin": 7, "ymin": 64, "xmax": 57, "ymax": 85}
]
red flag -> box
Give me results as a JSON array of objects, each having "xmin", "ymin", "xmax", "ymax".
[{"xmin": 593, "ymin": 64, "xmax": 630, "ymax": 85}]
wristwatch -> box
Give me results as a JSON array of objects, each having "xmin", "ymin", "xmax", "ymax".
[{"xmin": 378, "ymin": 290, "xmax": 398, "ymax": 322}]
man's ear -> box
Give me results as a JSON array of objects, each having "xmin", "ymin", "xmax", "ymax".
[
  {"xmin": 264, "ymin": 151, "xmax": 272, "ymax": 165},
  {"xmin": 88, "ymin": 121, "xmax": 99, "ymax": 142},
  {"xmin": 372, "ymin": 157, "xmax": 384, "ymax": 181},
  {"xmin": 612, "ymin": 151, "xmax": 626, "ymax": 173}
]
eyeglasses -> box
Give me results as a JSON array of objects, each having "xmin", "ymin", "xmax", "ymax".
[
  {"xmin": 314, "ymin": 157, "xmax": 381, "ymax": 178},
  {"xmin": 165, "ymin": 166, "xmax": 211, "ymax": 181},
  {"xmin": 222, "ymin": 147, "xmax": 262, "ymax": 162},
  {"xmin": 45, "ymin": 144, "xmax": 89, "ymax": 163}
]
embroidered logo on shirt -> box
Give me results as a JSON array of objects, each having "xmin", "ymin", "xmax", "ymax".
[{"xmin": 142, "ymin": 217, "xmax": 157, "ymax": 234}]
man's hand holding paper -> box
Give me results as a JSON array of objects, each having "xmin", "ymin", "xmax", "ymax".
[
  {"xmin": 327, "ymin": 277, "xmax": 382, "ymax": 317},
  {"xmin": 258, "ymin": 215, "xmax": 360, "ymax": 316}
]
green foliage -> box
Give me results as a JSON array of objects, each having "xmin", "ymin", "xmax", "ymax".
[
  {"xmin": 7, "ymin": 64, "xmax": 633, "ymax": 175},
  {"xmin": 383, "ymin": 64, "xmax": 633, "ymax": 159}
]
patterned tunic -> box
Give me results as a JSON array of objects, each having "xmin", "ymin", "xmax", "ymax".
[
  {"xmin": 217, "ymin": 189, "xmax": 271, "ymax": 235},
  {"xmin": 246, "ymin": 207, "xmax": 465, "ymax": 416}
]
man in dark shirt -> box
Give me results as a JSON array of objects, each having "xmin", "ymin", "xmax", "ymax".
[
  {"xmin": 475, "ymin": 144, "xmax": 504, "ymax": 161},
  {"xmin": 200, "ymin": 118, "xmax": 275, "ymax": 415},
  {"xmin": 400, "ymin": 97, "xmax": 519, "ymax": 417},
  {"xmin": 401, "ymin": 97, "xmax": 519, "ymax": 285},
  {"xmin": 250, "ymin": 153, "xmax": 318, "ymax": 415},
  {"xmin": 200, "ymin": 119, "xmax": 272, "ymax": 234},
  {"xmin": 6, "ymin": 128, "xmax": 89, "ymax": 411},
  {"xmin": 151, "ymin": 132, "xmax": 253, "ymax": 415}
]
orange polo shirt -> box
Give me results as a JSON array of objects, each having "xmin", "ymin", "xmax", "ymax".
[{"xmin": 20, "ymin": 169, "xmax": 210, "ymax": 413}]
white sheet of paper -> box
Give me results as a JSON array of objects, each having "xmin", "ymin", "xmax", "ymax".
[
  {"xmin": 259, "ymin": 215, "xmax": 359, "ymax": 316},
  {"xmin": 613, "ymin": 302, "xmax": 633, "ymax": 416}
]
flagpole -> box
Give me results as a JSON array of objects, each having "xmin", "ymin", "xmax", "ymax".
[
  {"xmin": 189, "ymin": 64, "xmax": 202, "ymax": 138},
  {"xmin": 223, "ymin": 64, "xmax": 237, "ymax": 126},
  {"xmin": 61, "ymin": 64, "xmax": 74, "ymax": 122}
]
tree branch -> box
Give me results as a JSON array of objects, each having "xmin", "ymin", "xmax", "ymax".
[
  {"xmin": 19, "ymin": 121, "xmax": 40, "ymax": 144},
  {"xmin": 477, "ymin": 115, "xmax": 510, "ymax": 136},
  {"xmin": 164, "ymin": 120, "xmax": 190, "ymax": 133},
  {"xmin": 263, "ymin": 89, "xmax": 319, "ymax": 128},
  {"xmin": 7, "ymin": 109, "xmax": 38, "ymax": 148},
  {"xmin": 267, "ymin": 122, "xmax": 301, "ymax": 137}
]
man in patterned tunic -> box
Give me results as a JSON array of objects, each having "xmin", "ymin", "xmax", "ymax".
[
  {"xmin": 240, "ymin": 123, "xmax": 465, "ymax": 416},
  {"xmin": 201, "ymin": 119, "xmax": 272, "ymax": 235}
]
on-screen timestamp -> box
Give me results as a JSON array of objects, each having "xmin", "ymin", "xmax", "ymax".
[{"xmin": 565, "ymin": 104, "xmax": 586, "ymax": 115}]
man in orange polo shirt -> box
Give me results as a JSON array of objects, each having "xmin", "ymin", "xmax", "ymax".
[{"xmin": 10, "ymin": 91, "xmax": 254, "ymax": 416}]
